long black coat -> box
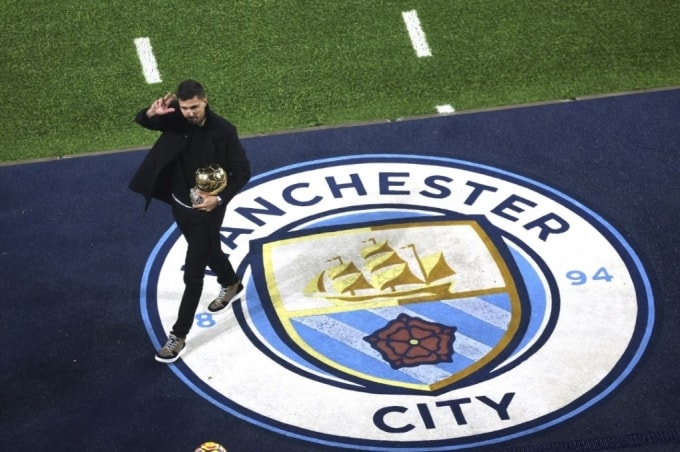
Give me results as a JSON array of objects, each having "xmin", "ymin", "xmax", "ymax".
[{"xmin": 129, "ymin": 104, "xmax": 251, "ymax": 209}]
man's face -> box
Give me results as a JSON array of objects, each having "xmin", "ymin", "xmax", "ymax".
[{"xmin": 179, "ymin": 96, "xmax": 208, "ymax": 125}]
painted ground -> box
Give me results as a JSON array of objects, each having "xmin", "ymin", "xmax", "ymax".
[{"xmin": 1, "ymin": 89, "xmax": 679, "ymax": 451}]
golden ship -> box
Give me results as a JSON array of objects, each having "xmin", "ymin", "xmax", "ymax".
[{"xmin": 304, "ymin": 238, "xmax": 456, "ymax": 304}]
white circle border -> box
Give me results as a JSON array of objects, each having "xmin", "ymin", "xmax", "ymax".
[{"xmin": 140, "ymin": 154, "xmax": 655, "ymax": 451}]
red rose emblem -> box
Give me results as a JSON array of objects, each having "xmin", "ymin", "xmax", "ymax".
[{"xmin": 364, "ymin": 313, "xmax": 456, "ymax": 369}]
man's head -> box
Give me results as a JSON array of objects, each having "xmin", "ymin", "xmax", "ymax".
[{"xmin": 176, "ymin": 79, "xmax": 208, "ymax": 126}]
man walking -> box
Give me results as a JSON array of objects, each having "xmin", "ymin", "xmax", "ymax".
[{"xmin": 130, "ymin": 80, "xmax": 251, "ymax": 363}]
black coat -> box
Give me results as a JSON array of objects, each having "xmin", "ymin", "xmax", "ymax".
[{"xmin": 129, "ymin": 104, "xmax": 251, "ymax": 210}]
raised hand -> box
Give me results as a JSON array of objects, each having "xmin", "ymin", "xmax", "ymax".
[{"xmin": 146, "ymin": 92, "xmax": 177, "ymax": 118}]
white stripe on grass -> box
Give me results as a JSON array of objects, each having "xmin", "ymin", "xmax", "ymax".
[
  {"xmin": 402, "ymin": 10, "xmax": 432, "ymax": 57},
  {"xmin": 436, "ymin": 104, "xmax": 455, "ymax": 114},
  {"xmin": 134, "ymin": 37, "xmax": 162, "ymax": 84}
]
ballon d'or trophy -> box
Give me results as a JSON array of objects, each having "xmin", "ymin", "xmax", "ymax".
[{"xmin": 190, "ymin": 164, "xmax": 228, "ymax": 205}]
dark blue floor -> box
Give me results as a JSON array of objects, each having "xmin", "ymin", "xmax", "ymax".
[{"xmin": 1, "ymin": 89, "xmax": 679, "ymax": 451}]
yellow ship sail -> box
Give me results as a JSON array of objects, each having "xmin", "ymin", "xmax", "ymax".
[
  {"xmin": 327, "ymin": 261, "xmax": 374, "ymax": 294},
  {"xmin": 361, "ymin": 240, "xmax": 393, "ymax": 259},
  {"xmin": 413, "ymin": 249, "xmax": 456, "ymax": 283},
  {"xmin": 305, "ymin": 259, "xmax": 373, "ymax": 297},
  {"xmin": 305, "ymin": 238, "xmax": 456, "ymax": 303}
]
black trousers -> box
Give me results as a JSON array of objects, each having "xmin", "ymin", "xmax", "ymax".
[{"xmin": 170, "ymin": 202, "xmax": 239, "ymax": 337}]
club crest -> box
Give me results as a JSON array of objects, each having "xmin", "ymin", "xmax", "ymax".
[
  {"xmin": 141, "ymin": 155, "xmax": 654, "ymax": 451},
  {"xmin": 251, "ymin": 218, "xmax": 527, "ymax": 392}
]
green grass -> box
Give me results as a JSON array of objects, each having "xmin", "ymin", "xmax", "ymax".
[{"xmin": 1, "ymin": 0, "xmax": 679, "ymax": 162}]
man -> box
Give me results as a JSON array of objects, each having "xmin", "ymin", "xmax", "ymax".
[{"xmin": 130, "ymin": 79, "xmax": 251, "ymax": 363}]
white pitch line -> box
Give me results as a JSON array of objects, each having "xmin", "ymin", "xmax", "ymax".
[
  {"xmin": 134, "ymin": 37, "xmax": 162, "ymax": 84},
  {"xmin": 402, "ymin": 10, "xmax": 432, "ymax": 57},
  {"xmin": 436, "ymin": 104, "xmax": 455, "ymax": 114}
]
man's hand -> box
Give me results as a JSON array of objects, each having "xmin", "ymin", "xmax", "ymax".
[
  {"xmin": 146, "ymin": 93, "xmax": 177, "ymax": 118},
  {"xmin": 192, "ymin": 191, "xmax": 219, "ymax": 212}
]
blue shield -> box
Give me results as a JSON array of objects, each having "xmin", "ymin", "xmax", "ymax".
[{"xmin": 249, "ymin": 217, "xmax": 528, "ymax": 392}]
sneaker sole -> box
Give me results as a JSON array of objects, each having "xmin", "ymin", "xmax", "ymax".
[
  {"xmin": 207, "ymin": 284, "xmax": 245, "ymax": 314},
  {"xmin": 154, "ymin": 343, "xmax": 186, "ymax": 364}
]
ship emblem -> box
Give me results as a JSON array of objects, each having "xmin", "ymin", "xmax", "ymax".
[
  {"xmin": 305, "ymin": 237, "xmax": 456, "ymax": 303},
  {"xmin": 251, "ymin": 217, "xmax": 527, "ymax": 392}
]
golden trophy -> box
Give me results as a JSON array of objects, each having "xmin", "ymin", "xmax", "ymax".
[{"xmin": 190, "ymin": 164, "xmax": 228, "ymax": 205}]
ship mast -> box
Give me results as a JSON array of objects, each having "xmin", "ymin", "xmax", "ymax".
[{"xmin": 402, "ymin": 244, "xmax": 427, "ymax": 281}]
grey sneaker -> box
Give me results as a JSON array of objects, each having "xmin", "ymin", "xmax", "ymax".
[
  {"xmin": 155, "ymin": 333, "xmax": 186, "ymax": 363},
  {"xmin": 208, "ymin": 281, "xmax": 244, "ymax": 313}
]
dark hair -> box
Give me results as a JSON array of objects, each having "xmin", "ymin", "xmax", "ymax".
[{"xmin": 176, "ymin": 79, "xmax": 206, "ymax": 100}]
